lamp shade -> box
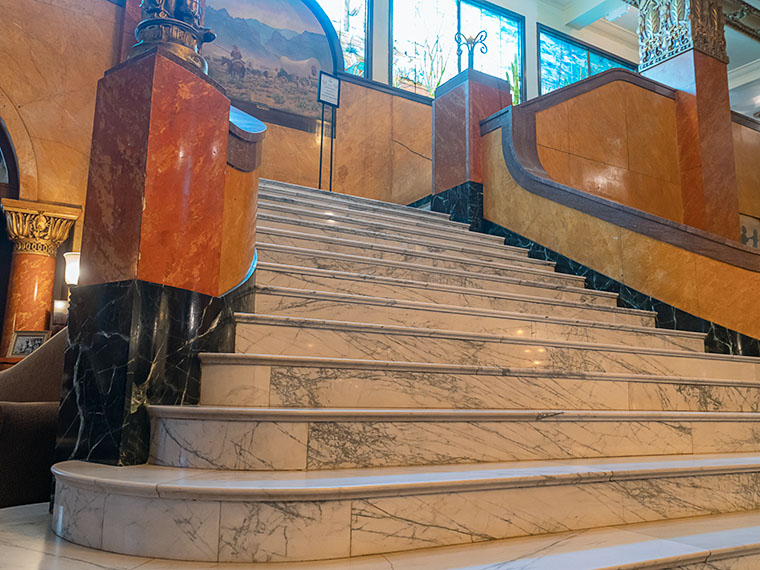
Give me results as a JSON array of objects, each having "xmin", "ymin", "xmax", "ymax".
[{"xmin": 63, "ymin": 252, "xmax": 80, "ymax": 286}]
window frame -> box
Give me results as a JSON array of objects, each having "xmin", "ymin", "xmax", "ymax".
[
  {"xmin": 537, "ymin": 23, "xmax": 637, "ymax": 96},
  {"xmin": 388, "ymin": 0, "xmax": 526, "ymax": 101},
  {"xmin": 316, "ymin": 0, "xmax": 374, "ymax": 78}
]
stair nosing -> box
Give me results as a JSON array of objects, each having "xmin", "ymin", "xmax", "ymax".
[
  {"xmin": 258, "ymin": 262, "xmax": 655, "ymax": 317},
  {"xmin": 236, "ymin": 314, "xmax": 739, "ymax": 362},
  {"xmin": 199, "ymin": 353, "xmax": 760, "ymax": 387},
  {"xmin": 252, "ymin": 284, "xmax": 702, "ymax": 340},
  {"xmin": 257, "ymin": 225, "xmax": 553, "ymax": 270},
  {"xmin": 259, "ymin": 179, "xmax": 452, "ymax": 219},
  {"xmin": 257, "ymin": 245, "xmax": 609, "ymax": 297},
  {"xmin": 52, "ymin": 452, "xmax": 760, "ymax": 501}
]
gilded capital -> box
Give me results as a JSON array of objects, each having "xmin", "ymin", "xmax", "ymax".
[
  {"xmin": 638, "ymin": 0, "xmax": 728, "ymax": 71},
  {"xmin": 1, "ymin": 199, "xmax": 81, "ymax": 258}
]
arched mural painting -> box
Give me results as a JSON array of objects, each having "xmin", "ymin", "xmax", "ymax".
[{"xmin": 203, "ymin": 0, "xmax": 343, "ymax": 131}]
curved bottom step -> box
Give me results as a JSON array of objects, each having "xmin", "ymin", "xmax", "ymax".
[{"xmin": 52, "ymin": 453, "xmax": 760, "ymax": 563}]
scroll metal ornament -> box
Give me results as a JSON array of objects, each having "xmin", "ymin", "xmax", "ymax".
[
  {"xmin": 128, "ymin": 0, "xmax": 217, "ymax": 73},
  {"xmin": 638, "ymin": 0, "xmax": 728, "ymax": 70},
  {"xmin": 455, "ymin": 30, "xmax": 488, "ymax": 70},
  {"xmin": 3, "ymin": 209, "xmax": 77, "ymax": 258}
]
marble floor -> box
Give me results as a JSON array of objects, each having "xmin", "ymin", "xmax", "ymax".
[{"xmin": 4, "ymin": 502, "xmax": 760, "ymax": 569}]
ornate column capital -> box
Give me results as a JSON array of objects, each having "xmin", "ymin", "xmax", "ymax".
[
  {"xmin": 638, "ymin": 0, "xmax": 729, "ymax": 71},
  {"xmin": 1, "ymin": 199, "xmax": 81, "ymax": 257}
]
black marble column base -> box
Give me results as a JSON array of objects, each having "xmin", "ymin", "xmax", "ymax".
[
  {"xmin": 55, "ymin": 275, "xmax": 255, "ymax": 466},
  {"xmin": 431, "ymin": 181, "xmax": 484, "ymax": 232}
]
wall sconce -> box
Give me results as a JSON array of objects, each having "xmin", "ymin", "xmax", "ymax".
[{"xmin": 63, "ymin": 252, "xmax": 80, "ymax": 287}]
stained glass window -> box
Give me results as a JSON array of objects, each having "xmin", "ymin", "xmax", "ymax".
[
  {"xmin": 392, "ymin": 0, "xmax": 523, "ymax": 99},
  {"xmin": 539, "ymin": 27, "xmax": 636, "ymax": 95},
  {"xmin": 319, "ymin": 0, "xmax": 369, "ymax": 77},
  {"xmin": 0, "ymin": 149, "xmax": 7, "ymax": 185}
]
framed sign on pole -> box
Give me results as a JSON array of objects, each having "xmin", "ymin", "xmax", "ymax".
[{"xmin": 317, "ymin": 71, "xmax": 340, "ymax": 191}]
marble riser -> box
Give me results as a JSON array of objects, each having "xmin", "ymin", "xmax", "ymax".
[
  {"xmin": 257, "ymin": 229, "xmax": 556, "ymax": 275},
  {"xmin": 233, "ymin": 321, "xmax": 757, "ymax": 380},
  {"xmin": 257, "ymin": 199, "xmax": 473, "ymax": 237},
  {"xmin": 52, "ymin": 470, "xmax": 760, "ymax": 563},
  {"xmin": 258, "ymin": 222, "xmax": 532, "ymax": 266},
  {"xmin": 148, "ymin": 411, "xmax": 760, "ymax": 470},
  {"xmin": 256, "ymin": 267, "xmax": 654, "ymax": 327},
  {"xmin": 259, "ymin": 183, "xmax": 453, "ymax": 224},
  {"xmin": 260, "ymin": 217, "xmax": 511, "ymax": 256},
  {"xmin": 257, "ymin": 211, "xmax": 508, "ymax": 251},
  {"xmin": 255, "ymin": 252, "xmax": 614, "ymax": 306},
  {"xmin": 252, "ymin": 291, "xmax": 703, "ymax": 352},
  {"xmin": 257, "ymin": 244, "xmax": 582, "ymax": 293},
  {"xmin": 199, "ymin": 362, "xmax": 760, "ymax": 413}
]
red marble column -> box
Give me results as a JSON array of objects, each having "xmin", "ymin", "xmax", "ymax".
[
  {"xmin": 433, "ymin": 69, "xmax": 513, "ymax": 194},
  {"xmin": 80, "ymin": 49, "xmax": 232, "ymax": 297},
  {"xmin": 0, "ymin": 200, "xmax": 80, "ymax": 356},
  {"xmin": 643, "ymin": 50, "xmax": 740, "ymax": 241}
]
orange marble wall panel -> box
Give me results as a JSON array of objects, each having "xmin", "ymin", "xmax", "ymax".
[
  {"xmin": 138, "ymin": 55, "xmax": 229, "ymax": 295},
  {"xmin": 218, "ymin": 166, "xmax": 258, "ymax": 293},
  {"xmin": 80, "ymin": 54, "xmax": 154, "ymax": 286},
  {"xmin": 1, "ymin": 253, "xmax": 56, "ymax": 354},
  {"xmin": 259, "ymin": 123, "xmax": 321, "ymax": 189},
  {"xmin": 333, "ymin": 82, "xmax": 393, "ymax": 201},
  {"xmin": 483, "ymin": 127, "xmax": 760, "ymax": 339},
  {"xmin": 535, "ymin": 80, "xmax": 683, "ymax": 223},
  {"xmin": 433, "ymin": 84, "xmax": 467, "ymax": 194},
  {"xmin": 566, "ymin": 83, "xmax": 628, "ymax": 169},
  {"xmin": 391, "ymin": 95, "xmax": 432, "ymax": 205},
  {"xmin": 468, "ymin": 80, "xmax": 512, "ymax": 183},
  {"xmin": 734, "ymin": 123, "xmax": 760, "ymax": 219}
]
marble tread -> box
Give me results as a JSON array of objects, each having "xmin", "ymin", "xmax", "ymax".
[
  {"xmin": 259, "ymin": 212, "xmax": 512, "ymax": 254},
  {"xmin": 255, "ymin": 248, "xmax": 617, "ymax": 304},
  {"xmin": 233, "ymin": 314, "xmax": 758, "ymax": 380},
  {"xmin": 256, "ymin": 263, "xmax": 656, "ymax": 326},
  {"xmin": 256, "ymin": 242, "xmax": 587, "ymax": 291},
  {"xmin": 259, "ymin": 179, "xmax": 453, "ymax": 222},
  {"xmin": 6, "ymin": 502, "xmax": 760, "ymax": 570},
  {"xmin": 51, "ymin": 452, "xmax": 760, "ymax": 501},
  {"xmin": 257, "ymin": 224, "xmax": 554, "ymax": 271},
  {"xmin": 198, "ymin": 353, "xmax": 760, "ymax": 411},
  {"xmin": 252, "ymin": 284, "xmax": 704, "ymax": 351}
]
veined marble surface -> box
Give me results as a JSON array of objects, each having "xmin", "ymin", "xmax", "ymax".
[
  {"xmin": 255, "ymin": 263, "xmax": 655, "ymax": 326},
  {"xmin": 252, "ymin": 285, "xmax": 704, "ymax": 351},
  {"xmin": 257, "ymin": 244, "xmax": 606, "ymax": 303},
  {"xmin": 233, "ymin": 316, "xmax": 759, "ymax": 380},
  {"xmin": 199, "ymin": 360, "xmax": 760, "ymax": 412}
]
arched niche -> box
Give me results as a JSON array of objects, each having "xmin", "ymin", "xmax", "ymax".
[{"xmin": 203, "ymin": 0, "xmax": 345, "ymax": 132}]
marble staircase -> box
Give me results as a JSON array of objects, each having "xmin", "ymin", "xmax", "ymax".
[{"xmin": 51, "ymin": 179, "xmax": 760, "ymax": 567}]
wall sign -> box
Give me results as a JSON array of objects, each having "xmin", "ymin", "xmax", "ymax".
[{"xmin": 318, "ymin": 71, "xmax": 341, "ymax": 107}]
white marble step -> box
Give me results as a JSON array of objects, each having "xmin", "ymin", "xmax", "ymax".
[
  {"xmin": 199, "ymin": 354, "xmax": 760, "ymax": 411},
  {"xmin": 147, "ymin": 404, "xmax": 760, "ymax": 470},
  {"xmin": 233, "ymin": 315, "xmax": 755, "ymax": 380},
  {"xmin": 252, "ymin": 285, "xmax": 703, "ymax": 351},
  {"xmin": 256, "ymin": 247, "xmax": 613, "ymax": 305},
  {"xmin": 258, "ymin": 195, "xmax": 474, "ymax": 235},
  {"xmin": 257, "ymin": 225, "xmax": 548, "ymax": 271},
  {"xmin": 52, "ymin": 453, "xmax": 760, "ymax": 562},
  {"xmin": 256, "ymin": 263, "xmax": 655, "ymax": 327},
  {"xmin": 257, "ymin": 216, "xmax": 528, "ymax": 264},
  {"xmin": 259, "ymin": 178, "xmax": 452, "ymax": 223},
  {"xmin": 259, "ymin": 212, "xmax": 510, "ymax": 254},
  {"xmin": 257, "ymin": 243, "xmax": 589, "ymax": 295}
]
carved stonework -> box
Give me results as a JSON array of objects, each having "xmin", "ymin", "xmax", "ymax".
[
  {"xmin": 1, "ymin": 199, "xmax": 80, "ymax": 258},
  {"xmin": 129, "ymin": 0, "xmax": 216, "ymax": 73},
  {"xmin": 638, "ymin": 0, "xmax": 728, "ymax": 70}
]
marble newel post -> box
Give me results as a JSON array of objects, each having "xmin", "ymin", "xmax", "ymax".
[
  {"xmin": 638, "ymin": 0, "xmax": 741, "ymax": 240},
  {"xmin": 55, "ymin": 3, "xmax": 266, "ymax": 466},
  {"xmin": 0, "ymin": 200, "xmax": 80, "ymax": 355},
  {"xmin": 432, "ymin": 69, "xmax": 512, "ymax": 230}
]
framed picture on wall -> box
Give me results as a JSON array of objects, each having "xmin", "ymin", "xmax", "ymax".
[{"xmin": 7, "ymin": 331, "xmax": 50, "ymax": 357}]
